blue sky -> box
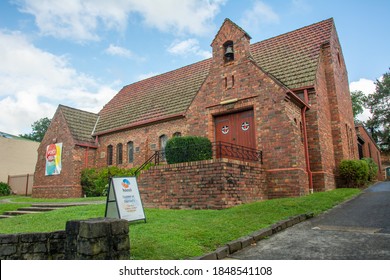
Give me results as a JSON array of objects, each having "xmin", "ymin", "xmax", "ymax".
[{"xmin": 0, "ymin": 0, "xmax": 389, "ymax": 135}]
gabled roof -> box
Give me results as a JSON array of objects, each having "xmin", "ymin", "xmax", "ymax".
[
  {"xmin": 59, "ymin": 105, "xmax": 98, "ymax": 145},
  {"xmin": 94, "ymin": 18, "xmax": 335, "ymax": 135},
  {"xmin": 250, "ymin": 18, "xmax": 334, "ymax": 89}
]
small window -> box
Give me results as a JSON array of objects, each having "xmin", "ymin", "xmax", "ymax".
[
  {"xmin": 127, "ymin": 141, "xmax": 134, "ymax": 163},
  {"xmin": 107, "ymin": 145, "xmax": 113, "ymax": 166},
  {"xmin": 223, "ymin": 41, "xmax": 234, "ymax": 63},
  {"xmin": 173, "ymin": 132, "xmax": 182, "ymax": 137},
  {"xmin": 116, "ymin": 143, "xmax": 123, "ymax": 165}
]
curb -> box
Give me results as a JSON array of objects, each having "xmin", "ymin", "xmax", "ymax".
[{"xmin": 194, "ymin": 212, "xmax": 314, "ymax": 260}]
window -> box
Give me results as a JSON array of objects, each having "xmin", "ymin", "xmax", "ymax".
[
  {"xmin": 173, "ymin": 132, "xmax": 182, "ymax": 137},
  {"xmin": 107, "ymin": 145, "xmax": 113, "ymax": 165},
  {"xmin": 223, "ymin": 41, "xmax": 234, "ymax": 63},
  {"xmin": 159, "ymin": 134, "xmax": 168, "ymax": 161},
  {"xmin": 127, "ymin": 141, "xmax": 134, "ymax": 163},
  {"xmin": 116, "ymin": 143, "xmax": 123, "ymax": 165}
]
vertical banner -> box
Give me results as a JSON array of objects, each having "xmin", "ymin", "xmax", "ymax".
[
  {"xmin": 105, "ymin": 177, "xmax": 146, "ymax": 222},
  {"xmin": 45, "ymin": 143, "xmax": 62, "ymax": 176}
]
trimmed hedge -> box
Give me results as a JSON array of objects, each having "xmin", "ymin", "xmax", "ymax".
[
  {"xmin": 362, "ymin": 157, "xmax": 379, "ymax": 182},
  {"xmin": 165, "ymin": 136, "xmax": 213, "ymax": 164}
]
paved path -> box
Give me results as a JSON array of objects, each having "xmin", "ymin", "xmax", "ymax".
[{"xmin": 229, "ymin": 182, "xmax": 390, "ymax": 260}]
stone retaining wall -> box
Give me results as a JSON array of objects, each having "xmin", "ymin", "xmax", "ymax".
[{"xmin": 0, "ymin": 218, "xmax": 130, "ymax": 260}]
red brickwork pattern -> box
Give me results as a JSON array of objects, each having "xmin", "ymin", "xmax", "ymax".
[{"xmin": 138, "ymin": 158, "xmax": 266, "ymax": 209}]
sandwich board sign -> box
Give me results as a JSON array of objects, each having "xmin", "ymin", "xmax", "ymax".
[{"xmin": 105, "ymin": 176, "xmax": 146, "ymax": 222}]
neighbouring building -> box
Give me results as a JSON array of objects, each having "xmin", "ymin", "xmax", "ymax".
[
  {"xmin": 355, "ymin": 123, "xmax": 384, "ymax": 180},
  {"xmin": 0, "ymin": 132, "xmax": 39, "ymax": 194},
  {"xmin": 33, "ymin": 18, "xmax": 363, "ymax": 207}
]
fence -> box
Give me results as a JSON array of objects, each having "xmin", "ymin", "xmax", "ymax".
[{"xmin": 7, "ymin": 174, "xmax": 34, "ymax": 196}]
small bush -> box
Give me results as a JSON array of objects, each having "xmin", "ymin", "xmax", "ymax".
[
  {"xmin": 165, "ymin": 136, "xmax": 213, "ymax": 164},
  {"xmin": 0, "ymin": 182, "xmax": 11, "ymax": 196},
  {"xmin": 338, "ymin": 159, "xmax": 369, "ymax": 188},
  {"xmin": 81, "ymin": 166, "xmax": 140, "ymax": 197},
  {"xmin": 361, "ymin": 158, "xmax": 379, "ymax": 182}
]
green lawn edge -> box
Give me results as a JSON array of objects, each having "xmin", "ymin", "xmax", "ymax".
[{"xmin": 0, "ymin": 188, "xmax": 360, "ymax": 259}]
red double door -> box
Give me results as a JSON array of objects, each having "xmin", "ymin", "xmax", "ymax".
[{"xmin": 214, "ymin": 110, "xmax": 256, "ymax": 159}]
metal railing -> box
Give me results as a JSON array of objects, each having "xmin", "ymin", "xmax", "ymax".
[
  {"xmin": 135, "ymin": 141, "xmax": 262, "ymax": 173},
  {"xmin": 213, "ymin": 141, "xmax": 263, "ymax": 163}
]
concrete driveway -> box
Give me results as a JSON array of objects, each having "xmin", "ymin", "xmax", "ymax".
[{"xmin": 229, "ymin": 181, "xmax": 390, "ymax": 260}]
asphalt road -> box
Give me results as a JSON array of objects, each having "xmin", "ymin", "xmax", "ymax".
[{"xmin": 229, "ymin": 181, "xmax": 390, "ymax": 260}]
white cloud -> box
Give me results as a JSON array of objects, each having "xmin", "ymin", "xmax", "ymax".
[
  {"xmin": 137, "ymin": 72, "xmax": 160, "ymax": 81},
  {"xmin": 240, "ymin": 1, "xmax": 280, "ymax": 31},
  {"xmin": 0, "ymin": 30, "xmax": 116, "ymax": 135},
  {"xmin": 16, "ymin": 0, "xmax": 226, "ymax": 42},
  {"xmin": 167, "ymin": 39, "xmax": 211, "ymax": 59},
  {"xmin": 105, "ymin": 44, "xmax": 134, "ymax": 59}
]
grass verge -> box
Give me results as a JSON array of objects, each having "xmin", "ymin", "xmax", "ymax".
[{"xmin": 0, "ymin": 188, "xmax": 360, "ymax": 259}]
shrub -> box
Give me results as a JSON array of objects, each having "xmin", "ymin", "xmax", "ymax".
[
  {"xmin": 361, "ymin": 158, "xmax": 378, "ymax": 182},
  {"xmin": 338, "ymin": 159, "xmax": 369, "ymax": 188},
  {"xmin": 0, "ymin": 182, "xmax": 11, "ymax": 196},
  {"xmin": 165, "ymin": 136, "xmax": 213, "ymax": 164},
  {"xmin": 81, "ymin": 166, "xmax": 138, "ymax": 197}
]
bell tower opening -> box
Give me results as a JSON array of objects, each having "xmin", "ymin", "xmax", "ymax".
[{"xmin": 223, "ymin": 41, "xmax": 234, "ymax": 63}]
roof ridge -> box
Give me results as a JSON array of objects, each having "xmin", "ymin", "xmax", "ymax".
[
  {"xmin": 253, "ymin": 18, "xmax": 334, "ymax": 45},
  {"xmin": 59, "ymin": 104, "xmax": 98, "ymax": 116}
]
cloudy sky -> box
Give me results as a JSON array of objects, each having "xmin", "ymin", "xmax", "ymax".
[{"xmin": 0, "ymin": 0, "xmax": 389, "ymax": 135}]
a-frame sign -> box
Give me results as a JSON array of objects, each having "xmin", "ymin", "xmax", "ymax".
[{"xmin": 105, "ymin": 176, "xmax": 146, "ymax": 222}]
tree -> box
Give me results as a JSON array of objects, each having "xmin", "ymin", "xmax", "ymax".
[
  {"xmin": 20, "ymin": 117, "xmax": 51, "ymax": 142},
  {"xmin": 350, "ymin": 90, "xmax": 366, "ymax": 120},
  {"xmin": 364, "ymin": 69, "xmax": 390, "ymax": 152}
]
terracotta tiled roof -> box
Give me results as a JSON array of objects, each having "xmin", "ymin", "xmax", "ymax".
[
  {"xmin": 59, "ymin": 105, "xmax": 98, "ymax": 144},
  {"xmin": 250, "ymin": 18, "xmax": 334, "ymax": 89},
  {"xmin": 94, "ymin": 18, "xmax": 334, "ymax": 135},
  {"xmin": 95, "ymin": 59, "xmax": 211, "ymax": 134}
]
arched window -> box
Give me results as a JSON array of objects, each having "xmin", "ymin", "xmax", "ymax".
[
  {"xmin": 107, "ymin": 145, "xmax": 113, "ymax": 166},
  {"xmin": 173, "ymin": 132, "xmax": 182, "ymax": 137},
  {"xmin": 127, "ymin": 141, "xmax": 134, "ymax": 163},
  {"xmin": 116, "ymin": 143, "xmax": 123, "ymax": 165},
  {"xmin": 159, "ymin": 134, "xmax": 168, "ymax": 161}
]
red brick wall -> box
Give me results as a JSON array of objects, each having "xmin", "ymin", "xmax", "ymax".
[
  {"xmin": 356, "ymin": 125, "xmax": 383, "ymax": 180},
  {"xmin": 95, "ymin": 118, "xmax": 187, "ymax": 169},
  {"xmin": 138, "ymin": 158, "xmax": 266, "ymax": 209},
  {"xmin": 308, "ymin": 25, "xmax": 358, "ymax": 191},
  {"xmin": 185, "ymin": 19, "xmax": 308, "ymax": 197},
  {"xmin": 32, "ymin": 108, "xmax": 84, "ymax": 198}
]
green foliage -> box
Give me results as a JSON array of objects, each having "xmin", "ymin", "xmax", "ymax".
[
  {"xmin": 165, "ymin": 136, "xmax": 213, "ymax": 164},
  {"xmin": 364, "ymin": 69, "xmax": 390, "ymax": 152},
  {"xmin": 338, "ymin": 159, "xmax": 370, "ymax": 188},
  {"xmin": 81, "ymin": 165, "xmax": 153, "ymax": 197},
  {"xmin": 350, "ymin": 90, "xmax": 366, "ymax": 120},
  {"xmin": 19, "ymin": 117, "xmax": 51, "ymax": 142},
  {"xmin": 361, "ymin": 158, "xmax": 379, "ymax": 182},
  {"xmin": 0, "ymin": 182, "xmax": 11, "ymax": 196}
]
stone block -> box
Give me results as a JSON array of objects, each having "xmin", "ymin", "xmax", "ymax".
[
  {"xmin": 250, "ymin": 227, "xmax": 272, "ymax": 242},
  {"xmin": 78, "ymin": 219, "xmax": 110, "ymax": 239},
  {"xmin": 239, "ymin": 236, "xmax": 255, "ymax": 248},
  {"xmin": 110, "ymin": 219, "xmax": 129, "ymax": 235},
  {"xmin": 0, "ymin": 234, "xmax": 19, "ymax": 244},
  {"xmin": 77, "ymin": 238, "xmax": 109, "ymax": 256},
  {"xmin": 226, "ymin": 239, "xmax": 242, "ymax": 254},
  {"xmin": 215, "ymin": 246, "xmax": 229, "ymax": 259},
  {"xmin": 0, "ymin": 244, "xmax": 17, "ymax": 257}
]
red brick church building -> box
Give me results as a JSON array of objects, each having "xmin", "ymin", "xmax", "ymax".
[{"xmin": 33, "ymin": 18, "xmax": 359, "ymax": 208}]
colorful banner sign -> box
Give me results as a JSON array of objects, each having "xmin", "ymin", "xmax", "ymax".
[
  {"xmin": 105, "ymin": 177, "xmax": 146, "ymax": 222},
  {"xmin": 45, "ymin": 143, "xmax": 62, "ymax": 176}
]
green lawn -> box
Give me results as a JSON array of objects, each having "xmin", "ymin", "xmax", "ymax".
[{"xmin": 0, "ymin": 188, "xmax": 360, "ymax": 260}]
